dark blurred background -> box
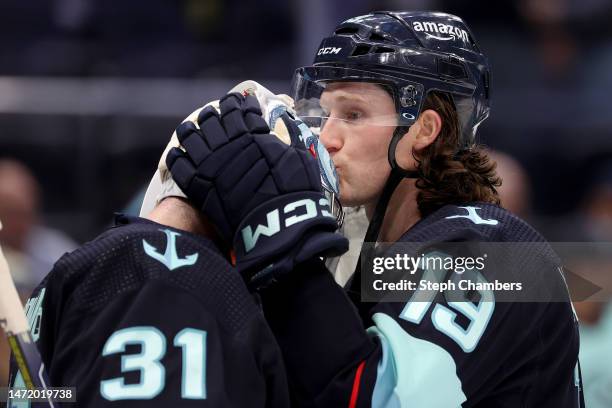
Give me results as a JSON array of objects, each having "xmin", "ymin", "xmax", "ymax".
[
  {"xmin": 1, "ymin": 0, "xmax": 612, "ymax": 403},
  {"xmin": 2, "ymin": 0, "xmax": 612, "ymax": 242}
]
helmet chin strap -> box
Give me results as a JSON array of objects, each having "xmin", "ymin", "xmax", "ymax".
[{"xmin": 346, "ymin": 127, "xmax": 418, "ymax": 311}]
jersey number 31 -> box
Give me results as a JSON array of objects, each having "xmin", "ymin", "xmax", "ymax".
[{"xmin": 101, "ymin": 326, "xmax": 207, "ymax": 401}]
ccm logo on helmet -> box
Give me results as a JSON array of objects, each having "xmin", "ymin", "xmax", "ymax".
[
  {"xmin": 317, "ymin": 47, "xmax": 342, "ymax": 56},
  {"xmin": 413, "ymin": 21, "xmax": 469, "ymax": 43},
  {"xmin": 241, "ymin": 198, "xmax": 333, "ymax": 252}
]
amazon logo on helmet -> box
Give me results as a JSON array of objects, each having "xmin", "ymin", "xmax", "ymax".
[{"xmin": 412, "ymin": 21, "xmax": 470, "ymax": 43}]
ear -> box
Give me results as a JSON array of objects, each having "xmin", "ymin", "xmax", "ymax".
[
  {"xmin": 393, "ymin": 109, "xmax": 443, "ymax": 170},
  {"xmin": 413, "ymin": 109, "xmax": 442, "ymax": 151}
]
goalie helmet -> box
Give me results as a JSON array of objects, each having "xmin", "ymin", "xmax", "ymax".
[
  {"xmin": 291, "ymin": 10, "xmax": 491, "ymax": 148},
  {"xmin": 140, "ymin": 81, "xmax": 343, "ymax": 227}
]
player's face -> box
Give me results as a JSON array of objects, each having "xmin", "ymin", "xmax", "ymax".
[{"xmin": 319, "ymin": 82, "xmax": 396, "ymax": 207}]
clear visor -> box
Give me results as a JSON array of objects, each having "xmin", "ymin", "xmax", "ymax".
[{"xmin": 291, "ymin": 66, "xmax": 417, "ymax": 129}]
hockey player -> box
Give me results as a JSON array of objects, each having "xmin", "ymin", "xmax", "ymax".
[
  {"xmin": 6, "ymin": 113, "xmax": 291, "ymax": 406},
  {"xmin": 167, "ymin": 11, "xmax": 585, "ymax": 407}
]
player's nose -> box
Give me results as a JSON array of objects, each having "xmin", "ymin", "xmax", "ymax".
[{"xmin": 319, "ymin": 119, "xmax": 343, "ymax": 156}]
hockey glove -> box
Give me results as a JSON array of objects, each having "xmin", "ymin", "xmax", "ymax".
[{"xmin": 166, "ymin": 92, "xmax": 348, "ymax": 290}]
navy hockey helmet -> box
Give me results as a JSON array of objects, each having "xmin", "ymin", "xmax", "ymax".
[{"xmin": 291, "ymin": 11, "xmax": 491, "ymax": 148}]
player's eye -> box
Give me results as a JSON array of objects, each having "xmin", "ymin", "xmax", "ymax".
[{"xmin": 344, "ymin": 110, "xmax": 363, "ymax": 123}]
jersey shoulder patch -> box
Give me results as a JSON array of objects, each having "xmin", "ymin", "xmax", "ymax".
[{"xmin": 399, "ymin": 203, "xmax": 545, "ymax": 244}]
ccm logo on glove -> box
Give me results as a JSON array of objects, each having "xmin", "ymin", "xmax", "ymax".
[{"xmin": 242, "ymin": 198, "xmax": 333, "ymax": 252}]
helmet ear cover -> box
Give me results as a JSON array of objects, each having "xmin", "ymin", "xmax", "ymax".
[{"xmin": 378, "ymin": 83, "xmax": 422, "ymax": 178}]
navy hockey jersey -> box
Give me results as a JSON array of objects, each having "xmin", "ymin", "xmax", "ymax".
[
  {"xmin": 260, "ymin": 203, "xmax": 584, "ymax": 407},
  {"xmin": 8, "ymin": 215, "xmax": 289, "ymax": 407}
]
